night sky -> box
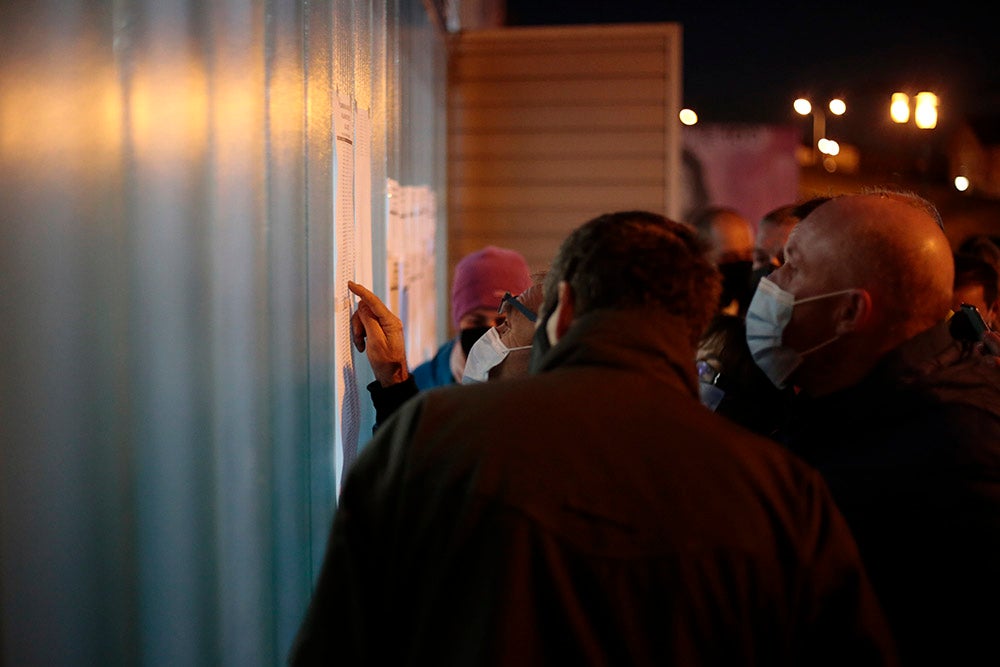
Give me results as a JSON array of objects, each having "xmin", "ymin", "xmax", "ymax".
[{"xmin": 504, "ymin": 1, "xmax": 1000, "ymax": 131}]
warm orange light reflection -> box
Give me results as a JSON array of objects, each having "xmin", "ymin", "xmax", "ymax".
[
  {"xmin": 129, "ymin": 55, "xmax": 209, "ymax": 162},
  {"xmin": 0, "ymin": 58, "xmax": 122, "ymax": 169}
]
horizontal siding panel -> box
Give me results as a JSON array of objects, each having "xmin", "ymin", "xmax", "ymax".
[
  {"xmin": 450, "ymin": 131, "xmax": 666, "ymax": 158},
  {"xmin": 450, "ymin": 208, "xmax": 672, "ymax": 268},
  {"xmin": 449, "ymin": 207, "xmax": 655, "ymax": 235},
  {"xmin": 448, "ymin": 23, "xmax": 680, "ymax": 268},
  {"xmin": 453, "ymin": 24, "xmax": 679, "ymax": 50},
  {"xmin": 451, "ymin": 50, "xmax": 666, "ymax": 80},
  {"xmin": 451, "ymin": 78, "xmax": 667, "ymax": 106},
  {"xmin": 449, "ymin": 238, "xmax": 565, "ymax": 274},
  {"xmin": 450, "ymin": 157, "xmax": 665, "ymax": 185},
  {"xmin": 450, "ymin": 104, "xmax": 667, "ymax": 132},
  {"xmin": 449, "ymin": 227, "xmax": 573, "ymax": 246},
  {"xmin": 450, "ymin": 184, "xmax": 665, "ymax": 209}
]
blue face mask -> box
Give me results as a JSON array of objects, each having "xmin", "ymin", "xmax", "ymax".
[
  {"xmin": 696, "ymin": 358, "xmax": 725, "ymax": 410},
  {"xmin": 744, "ymin": 277, "xmax": 854, "ymax": 388},
  {"xmin": 699, "ymin": 381, "xmax": 726, "ymax": 411}
]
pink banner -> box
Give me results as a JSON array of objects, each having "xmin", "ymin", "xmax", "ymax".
[{"xmin": 682, "ymin": 123, "xmax": 801, "ymax": 231}]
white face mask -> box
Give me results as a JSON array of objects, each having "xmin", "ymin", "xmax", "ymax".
[
  {"xmin": 461, "ymin": 327, "xmax": 531, "ymax": 384},
  {"xmin": 745, "ymin": 277, "xmax": 854, "ymax": 389}
]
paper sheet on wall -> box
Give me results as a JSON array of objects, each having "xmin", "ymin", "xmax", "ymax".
[
  {"xmin": 386, "ymin": 178, "xmax": 402, "ymax": 318},
  {"xmin": 334, "ymin": 93, "xmax": 360, "ymax": 495},
  {"xmin": 354, "ymin": 108, "xmax": 373, "ymax": 289},
  {"xmin": 408, "ymin": 186, "xmax": 436, "ymax": 365},
  {"xmin": 386, "ymin": 181, "xmax": 435, "ymax": 368}
]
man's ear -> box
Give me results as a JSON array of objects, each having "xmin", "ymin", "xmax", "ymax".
[
  {"xmin": 835, "ymin": 288, "xmax": 872, "ymax": 335},
  {"xmin": 547, "ymin": 281, "xmax": 576, "ymax": 344}
]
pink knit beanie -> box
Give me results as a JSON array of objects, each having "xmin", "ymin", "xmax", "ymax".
[{"xmin": 450, "ymin": 246, "xmax": 532, "ymax": 329}]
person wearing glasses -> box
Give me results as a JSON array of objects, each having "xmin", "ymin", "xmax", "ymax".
[
  {"xmin": 411, "ymin": 245, "xmax": 534, "ymax": 390},
  {"xmin": 292, "ymin": 211, "xmax": 896, "ymax": 666},
  {"xmin": 461, "ymin": 281, "xmax": 544, "ymax": 384},
  {"xmin": 348, "ymin": 275, "xmax": 544, "ymax": 432}
]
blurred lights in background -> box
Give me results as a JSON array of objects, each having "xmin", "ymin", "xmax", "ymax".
[
  {"xmin": 891, "ymin": 91, "xmax": 938, "ymax": 129},
  {"xmin": 794, "ymin": 96, "xmax": 847, "ymax": 171},
  {"xmin": 914, "ymin": 92, "xmax": 938, "ymax": 129},
  {"xmin": 890, "ymin": 92, "xmax": 910, "ymax": 123},
  {"xmin": 817, "ymin": 138, "xmax": 840, "ymax": 156},
  {"xmin": 954, "ymin": 175, "xmax": 970, "ymax": 192},
  {"xmin": 679, "ymin": 108, "xmax": 698, "ymax": 125}
]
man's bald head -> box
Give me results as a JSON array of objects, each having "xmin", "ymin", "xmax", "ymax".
[
  {"xmin": 768, "ymin": 190, "xmax": 954, "ymax": 396},
  {"xmin": 796, "ymin": 191, "xmax": 952, "ymax": 338}
]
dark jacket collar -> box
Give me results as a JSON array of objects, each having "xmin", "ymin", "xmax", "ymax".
[
  {"xmin": 792, "ymin": 320, "xmax": 1000, "ymax": 422},
  {"xmin": 534, "ymin": 308, "xmax": 699, "ymax": 399}
]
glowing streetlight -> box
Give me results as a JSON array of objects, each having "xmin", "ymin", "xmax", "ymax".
[
  {"xmin": 679, "ymin": 108, "xmax": 698, "ymax": 126},
  {"xmin": 890, "ymin": 92, "xmax": 910, "ymax": 123},
  {"xmin": 818, "ymin": 138, "xmax": 840, "ymax": 156},
  {"xmin": 794, "ymin": 96, "xmax": 846, "ymax": 164},
  {"xmin": 914, "ymin": 92, "xmax": 938, "ymax": 129},
  {"xmin": 891, "ymin": 91, "xmax": 937, "ymax": 129}
]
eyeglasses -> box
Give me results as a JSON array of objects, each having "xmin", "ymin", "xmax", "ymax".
[
  {"xmin": 696, "ymin": 359, "xmax": 722, "ymax": 385},
  {"xmin": 498, "ymin": 291, "xmax": 537, "ymax": 323}
]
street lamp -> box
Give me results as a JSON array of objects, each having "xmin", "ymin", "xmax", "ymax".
[
  {"xmin": 914, "ymin": 92, "xmax": 938, "ymax": 129},
  {"xmin": 794, "ymin": 97, "xmax": 846, "ymax": 165},
  {"xmin": 679, "ymin": 108, "xmax": 698, "ymax": 126},
  {"xmin": 890, "ymin": 91, "xmax": 938, "ymax": 129},
  {"xmin": 890, "ymin": 91, "xmax": 940, "ymax": 180}
]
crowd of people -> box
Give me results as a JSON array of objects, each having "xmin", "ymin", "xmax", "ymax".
[{"xmin": 289, "ymin": 190, "xmax": 1000, "ymax": 666}]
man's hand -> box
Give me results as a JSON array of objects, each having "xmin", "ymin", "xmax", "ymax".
[{"xmin": 348, "ymin": 281, "xmax": 410, "ymax": 387}]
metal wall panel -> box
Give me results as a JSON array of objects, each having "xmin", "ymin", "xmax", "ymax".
[{"xmin": 0, "ymin": 0, "xmax": 446, "ymax": 664}]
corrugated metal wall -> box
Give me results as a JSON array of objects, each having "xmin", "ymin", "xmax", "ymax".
[
  {"xmin": 447, "ymin": 23, "xmax": 682, "ymax": 286},
  {"xmin": 0, "ymin": 0, "xmax": 445, "ymax": 664}
]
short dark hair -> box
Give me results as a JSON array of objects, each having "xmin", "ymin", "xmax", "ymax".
[
  {"xmin": 958, "ymin": 234, "xmax": 1000, "ymax": 269},
  {"xmin": 542, "ymin": 211, "xmax": 721, "ymax": 345},
  {"xmin": 954, "ymin": 252, "xmax": 999, "ymax": 305}
]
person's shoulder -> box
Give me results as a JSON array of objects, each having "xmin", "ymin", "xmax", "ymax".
[
  {"xmin": 913, "ymin": 346, "xmax": 1000, "ymax": 417},
  {"xmin": 696, "ymin": 407, "xmax": 826, "ymax": 481},
  {"xmin": 412, "ymin": 338, "xmax": 457, "ymax": 390}
]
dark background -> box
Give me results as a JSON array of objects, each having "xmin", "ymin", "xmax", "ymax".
[
  {"xmin": 503, "ymin": 1, "xmax": 1000, "ymax": 243},
  {"xmin": 505, "ymin": 1, "xmax": 1000, "ymax": 127}
]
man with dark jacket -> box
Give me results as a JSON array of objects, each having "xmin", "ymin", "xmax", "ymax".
[
  {"xmin": 291, "ymin": 211, "xmax": 896, "ymax": 666},
  {"xmin": 745, "ymin": 190, "xmax": 1000, "ymax": 665}
]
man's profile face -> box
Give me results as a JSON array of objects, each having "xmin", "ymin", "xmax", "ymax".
[
  {"xmin": 767, "ymin": 217, "xmax": 844, "ymax": 358},
  {"xmin": 495, "ymin": 284, "xmax": 542, "ymax": 349}
]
